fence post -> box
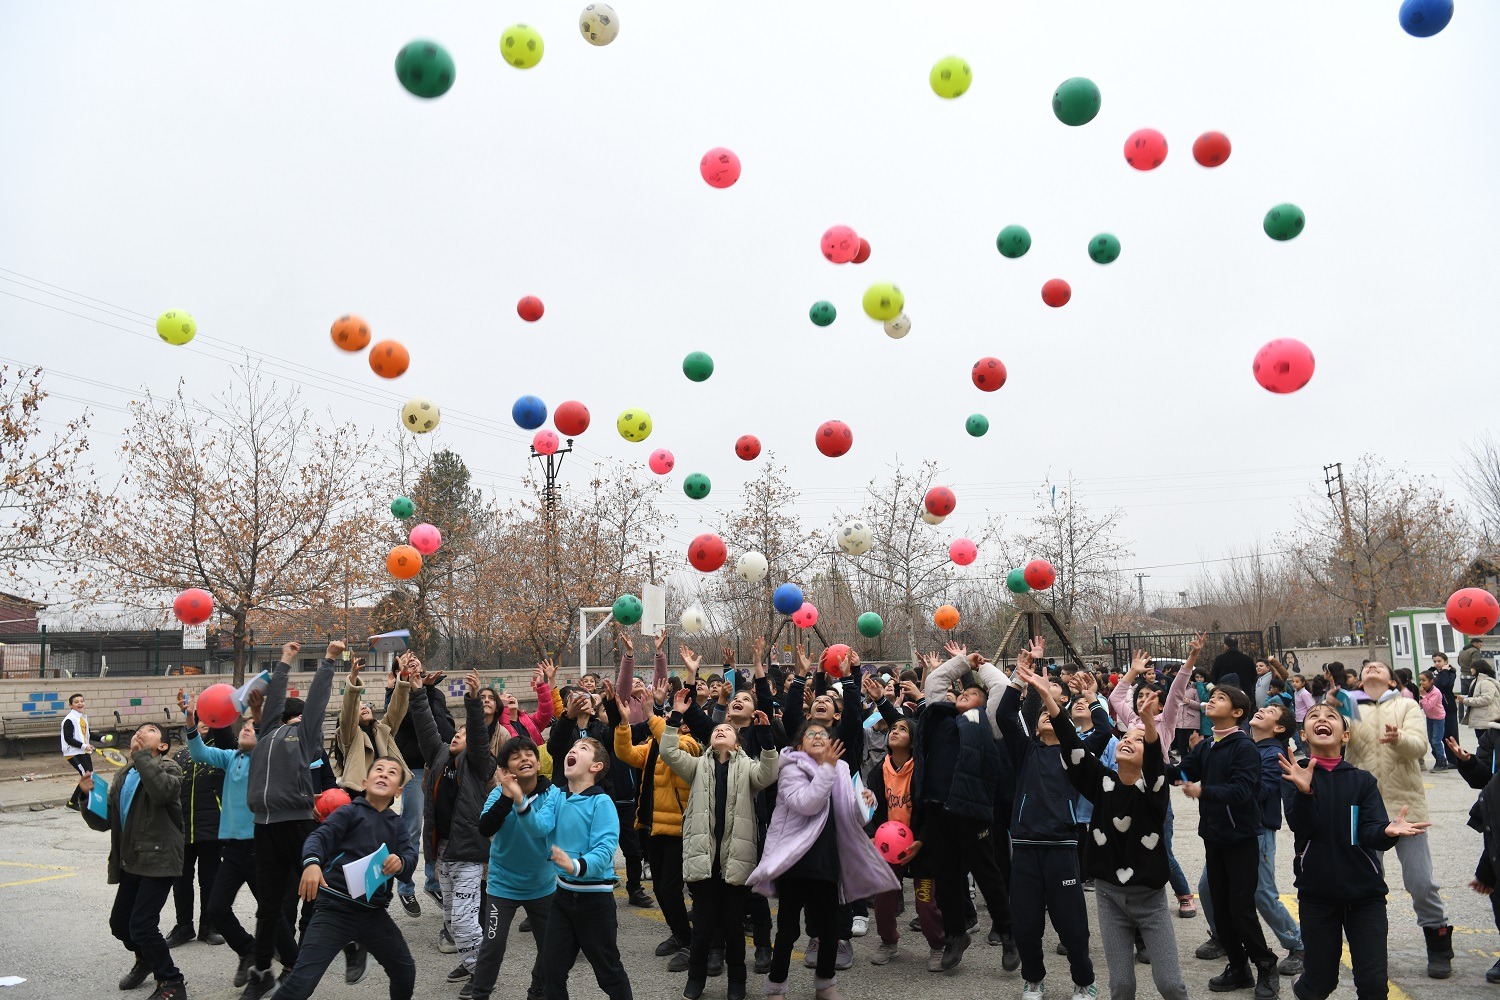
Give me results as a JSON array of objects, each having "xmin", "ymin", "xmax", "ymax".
[
  {"xmin": 153, "ymin": 628, "xmax": 160, "ymax": 676},
  {"xmin": 38, "ymin": 623, "xmax": 47, "ymax": 679}
]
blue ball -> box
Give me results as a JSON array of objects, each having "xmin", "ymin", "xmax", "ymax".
[
  {"xmin": 1399, "ymin": 0, "xmax": 1453, "ymax": 37},
  {"xmin": 772, "ymin": 583, "xmax": 804, "ymax": 616},
  {"xmin": 511, "ymin": 395, "xmax": 547, "ymax": 430}
]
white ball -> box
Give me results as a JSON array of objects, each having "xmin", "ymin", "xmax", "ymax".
[
  {"xmin": 920, "ymin": 509, "xmax": 946, "ymax": 525},
  {"xmin": 400, "ymin": 397, "xmax": 440, "ymax": 434},
  {"xmin": 884, "ymin": 314, "xmax": 911, "ymax": 340},
  {"xmin": 579, "ymin": 3, "xmax": 620, "ymax": 45},
  {"xmin": 837, "ymin": 518, "xmax": 873, "ymax": 556},
  {"xmin": 735, "ymin": 550, "xmax": 768, "ymax": 584},
  {"xmin": 680, "ymin": 607, "xmax": 706, "ymax": 634}
]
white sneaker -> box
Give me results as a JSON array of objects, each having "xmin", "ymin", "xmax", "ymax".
[
  {"xmin": 851, "ymin": 916, "xmax": 869, "ymax": 937},
  {"xmin": 1022, "ymin": 982, "xmax": 1045, "ymax": 1000},
  {"xmin": 928, "ymin": 948, "xmax": 944, "ymax": 973},
  {"xmin": 1070, "ymin": 984, "xmax": 1097, "ymax": 1000},
  {"xmin": 438, "ymin": 927, "xmax": 457, "ymax": 954}
]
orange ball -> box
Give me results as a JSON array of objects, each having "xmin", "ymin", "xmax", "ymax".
[
  {"xmin": 369, "ymin": 340, "xmax": 410, "ymax": 379},
  {"xmin": 934, "ymin": 605, "xmax": 960, "ymax": 630},
  {"xmin": 387, "ymin": 544, "xmax": 423, "ymax": 579},
  {"xmin": 330, "ymin": 314, "xmax": 371, "ymax": 352}
]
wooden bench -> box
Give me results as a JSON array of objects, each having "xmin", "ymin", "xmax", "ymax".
[{"xmin": 0, "ymin": 714, "xmax": 63, "ymax": 758}]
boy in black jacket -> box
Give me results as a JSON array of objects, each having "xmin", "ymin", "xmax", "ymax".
[
  {"xmin": 1180, "ymin": 685, "xmax": 1279, "ymax": 998},
  {"xmin": 1278, "ymin": 705, "xmax": 1428, "ymax": 1000},
  {"xmin": 273, "ymin": 756, "xmax": 417, "ymax": 1000}
]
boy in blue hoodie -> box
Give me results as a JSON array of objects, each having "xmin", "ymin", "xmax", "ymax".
[
  {"xmin": 1278, "ymin": 704, "xmax": 1429, "ymax": 999},
  {"xmin": 273, "ymin": 756, "xmax": 417, "ymax": 1000},
  {"xmin": 526, "ymin": 735, "xmax": 632, "ymax": 1000},
  {"xmin": 467, "ymin": 735, "xmax": 562, "ymax": 1000}
]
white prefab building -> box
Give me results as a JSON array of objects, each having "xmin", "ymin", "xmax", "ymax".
[{"xmin": 1386, "ymin": 607, "xmax": 1464, "ymax": 675}]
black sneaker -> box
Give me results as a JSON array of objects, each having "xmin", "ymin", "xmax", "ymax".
[
  {"xmin": 147, "ymin": 978, "xmax": 187, "ymax": 1000},
  {"xmin": 1487, "ymin": 958, "xmax": 1500, "ymax": 984},
  {"xmin": 707, "ymin": 949, "xmax": 725, "ymax": 978},
  {"xmin": 425, "ymin": 886, "xmax": 443, "ymax": 907},
  {"xmin": 1056, "ymin": 941, "xmax": 1069, "ymax": 956},
  {"xmin": 667, "ymin": 949, "xmax": 691, "ymax": 973},
  {"xmin": 1253, "ymin": 960, "xmax": 1279, "ymax": 999},
  {"xmin": 458, "ymin": 984, "xmax": 475, "ymax": 1000},
  {"xmin": 629, "ymin": 888, "xmax": 655, "ymax": 908},
  {"xmin": 119, "ymin": 960, "xmax": 151, "ymax": 990},
  {"xmin": 753, "ymin": 946, "xmax": 773, "ymax": 975},
  {"xmin": 1209, "ymin": 962, "xmax": 1254, "ymax": 992},
  {"xmin": 519, "ymin": 917, "xmax": 532, "ymax": 933},
  {"xmin": 909, "ymin": 916, "xmax": 922, "ymax": 931},
  {"xmin": 727, "ymin": 981, "xmax": 747, "ymax": 1000},
  {"xmin": 656, "ymin": 935, "xmax": 686, "ymax": 957},
  {"xmin": 1001, "ymin": 935, "xmax": 1021, "ymax": 972},
  {"xmin": 164, "ymin": 925, "xmax": 195, "ymax": 949},
  {"xmin": 941, "ymin": 931, "xmax": 971, "ymax": 972},
  {"xmin": 446, "ymin": 964, "xmax": 472, "ymax": 983},
  {"xmin": 1196, "ymin": 936, "xmax": 1227, "ymax": 961},
  {"xmin": 683, "ymin": 980, "xmax": 706, "ymax": 1000},
  {"xmin": 237, "ymin": 967, "xmax": 277, "ymax": 1000},
  {"xmin": 345, "ymin": 945, "xmax": 369, "ymax": 985},
  {"xmin": 233, "ymin": 954, "xmax": 253, "ymax": 988},
  {"xmin": 1277, "ymin": 950, "xmax": 1303, "ymax": 976},
  {"xmin": 398, "ymin": 893, "xmax": 421, "ymax": 918}
]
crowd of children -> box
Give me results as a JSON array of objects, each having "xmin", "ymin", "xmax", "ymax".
[{"xmin": 69, "ymin": 629, "xmax": 1500, "ymax": 1000}]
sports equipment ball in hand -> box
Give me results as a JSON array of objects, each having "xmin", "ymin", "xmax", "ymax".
[
  {"xmin": 1124, "ymin": 128, "xmax": 1167, "ymax": 170},
  {"xmin": 173, "ymin": 588, "xmax": 214, "ymax": 626},
  {"xmin": 512, "ymin": 395, "xmax": 547, "ymax": 430},
  {"xmin": 688, "ymin": 534, "xmax": 728, "ymax": 573},
  {"xmin": 736, "ymin": 551, "xmax": 768, "ymax": 584},
  {"xmin": 156, "ymin": 310, "xmax": 196, "ymax": 346},
  {"xmin": 821, "ymin": 643, "xmax": 850, "ymax": 676},
  {"xmin": 330, "ymin": 314, "xmax": 370, "ymax": 352},
  {"xmin": 196, "ymin": 684, "xmax": 239, "ymax": 728},
  {"xmin": 837, "ymin": 518, "xmax": 873, "ymax": 556},
  {"xmin": 315, "ymin": 788, "xmax": 353, "ymax": 822},
  {"xmin": 501, "ymin": 24, "xmax": 544, "ymax": 69},
  {"xmin": 930, "ymin": 56, "xmax": 971, "ymax": 99},
  {"xmin": 369, "ymin": 340, "xmax": 409, "ymax": 379},
  {"xmin": 874, "ymin": 821, "xmax": 916, "ymax": 863},
  {"xmin": 395, "ymin": 40, "xmax": 455, "ymax": 99},
  {"xmin": 401, "ymin": 397, "xmax": 440, "ymax": 434},
  {"xmin": 579, "ymin": 3, "xmax": 620, "ymax": 46},
  {"xmin": 617, "ymin": 408, "xmax": 652, "ymax": 442},
  {"xmin": 1052, "ymin": 77, "xmax": 1101, "ymax": 126}
]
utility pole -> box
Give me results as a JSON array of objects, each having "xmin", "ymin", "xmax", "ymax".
[
  {"xmin": 531, "ymin": 438, "xmax": 574, "ymax": 608},
  {"xmin": 1324, "ymin": 461, "xmax": 1367, "ymax": 651},
  {"xmin": 1136, "ymin": 573, "xmax": 1150, "ymax": 612}
]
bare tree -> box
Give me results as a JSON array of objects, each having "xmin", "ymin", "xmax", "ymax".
[
  {"xmin": 1461, "ymin": 433, "xmax": 1500, "ymax": 545},
  {"xmin": 1006, "ymin": 474, "xmax": 1133, "ymax": 628},
  {"xmin": 72, "ymin": 365, "xmax": 379, "ymax": 683},
  {"xmin": 0, "ymin": 366, "xmax": 90, "ymax": 584}
]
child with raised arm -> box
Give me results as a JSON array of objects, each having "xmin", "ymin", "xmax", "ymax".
[{"xmin": 1279, "ymin": 705, "xmax": 1430, "ymax": 999}]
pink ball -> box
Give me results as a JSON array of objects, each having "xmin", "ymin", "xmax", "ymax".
[
  {"xmin": 1252, "ymin": 338, "xmax": 1316, "ymax": 394},
  {"xmin": 791, "ymin": 603, "xmax": 820, "ymax": 629},
  {"xmin": 949, "ymin": 538, "xmax": 977, "ymax": 566},
  {"xmin": 196, "ymin": 683, "xmax": 239, "ymax": 728},
  {"xmin": 700, "ymin": 147, "xmax": 741, "ymax": 188},
  {"xmin": 1124, "ymin": 128, "xmax": 1168, "ymax": 171},
  {"xmin": 649, "ymin": 448, "xmax": 675, "ymax": 475},
  {"xmin": 821, "ymin": 225, "xmax": 861, "ymax": 264},
  {"xmin": 409, "ymin": 523, "xmax": 443, "ymax": 556},
  {"xmin": 533, "ymin": 429, "xmax": 560, "ymax": 456},
  {"xmin": 874, "ymin": 820, "xmax": 916, "ymax": 864}
]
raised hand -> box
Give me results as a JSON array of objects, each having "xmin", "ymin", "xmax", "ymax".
[
  {"xmin": 1278, "ymin": 752, "xmax": 1312, "ymax": 795},
  {"xmin": 752, "ymin": 710, "xmax": 770, "ymax": 726},
  {"xmin": 752, "ymin": 636, "xmax": 766, "ymax": 663},
  {"xmin": 794, "ymin": 646, "xmax": 811, "ymax": 677},
  {"xmin": 922, "ymin": 651, "xmax": 942, "ymax": 673},
  {"xmin": 943, "ymin": 641, "xmax": 966, "ymax": 659},
  {"xmin": 176, "ymin": 687, "xmax": 189, "ymax": 715},
  {"xmin": 540, "ymin": 659, "xmax": 557, "ymax": 684},
  {"xmin": 281, "ymin": 641, "xmax": 301, "ymax": 663},
  {"xmin": 1187, "ymin": 632, "xmax": 1206, "ymax": 658},
  {"xmin": 900, "ymin": 679, "xmax": 922, "ymax": 703},
  {"xmin": 1137, "ymin": 688, "xmax": 1161, "ymax": 721},
  {"xmin": 722, "ymin": 645, "xmax": 735, "ymax": 666},
  {"xmin": 824, "ymin": 738, "xmax": 846, "ymax": 765},
  {"xmin": 325, "ymin": 640, "xmax": 347, "ymax": 662},
  {"xmin": 653, "ymin": 678, "xmax": 669, "ymax": 706},
  {"xmin": 614, "ymin": 691, "xmax": 631, "ymax": 724},
  {"xmin": 349, "ymin": 658, "xmax": 366, "ymax": 681},
  {"xmin": 847, "ymin": 649, "xmax": 861, "ymax": 669},
  {"xmin": 1028, "ymin": 637, "xmax": 1046, "ymax": 660},
  {"xmin": 654, "ymin": 629, "xmax": 667, "ymax": 653},
  {"xmin": 614, "ymin": 624, "xmax": 633, "ymax": 655},
  {"xmin": 862, "ymin": 675, "xmax": 884, "ymax": 703},
  {"xmin": 673, "ymin": 687, "xmax": 693, "ymax": 715},
  {"xmin": 680, "ymin": 647, "xmax": 702, "ymax": 673},
  {"xmin": 246, "ymin": 688, "xmax": 265, "ymax": 723},
  {"xmin": 497, "ymin": 768, "xmax": 523, "ymax": 803},
  {"xmin": 1130, "ymin": 649, "xmax": 1151, "ymax": 678},
  {"xmin": 1445, "ymin": 737, "xmax": 1472, "ymax": 764},
  {"xmin": 1075, "ymin": 670, "xmax": 1099, "ymax": 699},
  {"xmin": 1385, "ymin": 805, "xmax": 1431, "ymax": 838},
  {"xmin": 464, "ymin": 670, "xmax": 481, "ymax": 699}
]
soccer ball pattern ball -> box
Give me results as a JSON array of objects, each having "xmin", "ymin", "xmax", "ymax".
[
  {"xmin": 683, "ymin": 473, "xmax": 712, "ymax": 500},
  {"xmin": 579, "ymin": 4, "xmax": 620, "ymax": 46},
  {"xmin": 156, "ymin": 310, "xmax": 196, "ymax": 346},
  {"xmin": 972, "ymin": 357, "xmax": 1007, "ymax": 391},
  {"xmin": 501, "ymin": 24, "xmax": 545, "ymax": 69},
  {"xmin": 837, "ymin": 519, "xmax": 873, "ymax": 556},
  {"xmin": 680, "ymin": 607, "xmax": 706, "ymax": 634},
  {"xmin": 401, "ymin": 397, "xmax": 440, "ymax": 434},
  {"xmin": 617, "ymin": 409, "xmax": 652, "ymax": 442},
  {"xmin": 884, "ymin": 314, "xmax": 911, "ymax": 340},
  {"xmin": 735, "ymin": 551, "xmax": 768, "ymax": 584}
]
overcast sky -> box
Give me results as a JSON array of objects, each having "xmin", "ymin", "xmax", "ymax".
[{"xmin": 3, "ymin": 1, "xmax": 1496, "ymax": 599}]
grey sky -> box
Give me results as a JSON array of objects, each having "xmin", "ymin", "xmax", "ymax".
[{"xmin": 3, "ymin": 1, "xmax": 1495, "ymax": 597}]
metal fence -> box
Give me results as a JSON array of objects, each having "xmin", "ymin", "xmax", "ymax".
[{"xmin": 1103, "ymin": 628, "xmax": 1273, "ymax": 674}]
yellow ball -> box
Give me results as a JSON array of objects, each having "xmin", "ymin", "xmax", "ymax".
[
  {"xmin": 616, "ymin": 408, "xmax": 652, "ymax": 442},
  {"xmin": 862, "ymin": 283, "xmax": 905, "ymax": 321},
  {"xmin": 501, "ymin": 24, "xmax": 545, "ymax": 69},
  {"xmin": 930, "ymin": 56, "xmax": 972, "ymax": 99},
  {"xmin": 155, "ymin": 310, "xmax": 196, "ymax": 346}
]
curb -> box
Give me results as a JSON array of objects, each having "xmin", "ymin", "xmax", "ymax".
[{"xmin": 0, "ymin": 796, "xmax": 70, "ymax": 814}]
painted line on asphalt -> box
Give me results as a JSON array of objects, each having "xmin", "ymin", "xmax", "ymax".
[
  {"xmin": 1281, "ymin": 895, "xmax": 1412, "ymax": 1000},
  {"xmin": 0, "ymin": 872, "xmax": 78, "ymax": 889}
]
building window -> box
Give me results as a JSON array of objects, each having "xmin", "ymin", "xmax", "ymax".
[
  {"xmin": 1421, "ymin": 623, "xmax": 1439, "ymax": 657},
  {"xmin": 301, "ymin": 658, "xmax": 317, "ymax": 671},
  {"xmin": 1392, "ymin": 623, "xmax": 1410, "ymax": 658},
  {"xmin": 1442, "ymin": 624, "xmax": 1458, "ymax": 653}
]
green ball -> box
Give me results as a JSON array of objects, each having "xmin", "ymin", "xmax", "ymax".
[
  {"xmin": 1088, "ymin": 232, "xmax": 1121, "ymax": 264},
  {"xmin": 391, "ymin": 496, "xmax": 415, "ymax": 519},
  {"xmin": 857, "ymin": 612, "xmax": 884, "ymax": 638},
  {"xmin": 996, "ymin": 225, "xmax": 1031, "ymax": 259},
  {"xmin": 1006, "ymin": 568, "xmax": 1031, "ymax": 594},
  {"xmin": 612, "ymin": 594, "xmax": 643, "ymax": 626},
  {"xmin": 1263, "ymin": 203, "xmax": 1305, "ymax": 242},
  {"xmin": 682, "ymin": 351, "xmax": 714, "ymax": 382},
  {"xmin": 395, "ymin": 40, "xmax": 456, "ymax": 99},
  {"xmin": 809, "ymin": 301, "xmax": 837, "ymax": 327},
  {"xmin": 683, "ymin": 473, "xmax": 711, "ymax": 500},
  {"xmin": 1052, "ymin": 77, "xmax": 1101, "ymax": 126},
  {"xmin": 965, "ymin": 414, "xmax": 989, "ymax": 437}
]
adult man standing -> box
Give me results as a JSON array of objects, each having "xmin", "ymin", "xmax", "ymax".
[
  {"xmin": 1337, "ymin": 660, "xmax": 1454, "ymax": 978},
  {"xmin": 1211, "ymin": 637, "xmax": 1256, "ymax": 690}
]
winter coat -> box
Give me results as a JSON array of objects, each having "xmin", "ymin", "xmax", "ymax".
[
  {"xmin": 411, "ymin": 687, "xmax": 494, "ymax": 864},
  {"xmin": 336, "ymin": 674, "xmax": 412, "ymax": 797},
  {"xmin": 299, "ymin": 796, "xmax": 416, "ymax": 909},
  {"xmin": 494, "ymin": 683, "xmax": 553, "ymax": 745},
  {"xmin": 1179, "ymin": 728, "xmax": 1262, "ymax": 844},
  {"xmin": 996, "ymin": 682, "xmax": 1112, "ymax": 846},
  {"xmin": 248, "ymin": 658, "xmax": 336, "ymax": 824},
  {"xmin": 1465, "ymin": 672, "xmax": 1500, "ymax": 731},
  {"xmin": 614, "ymin": 715, "xmax": 699, "ymax": 837},
  {"xmin": 1286, "ymin": 758, "xmax": 1399, "ymax": 902},
  {"xmin": 748, "ymin": 749, "xmax": 899, "ymax": 903},
  {"xmin": 173, "ymin": 740, "xmax": 225, "ymax": 845},
  {"xmin": 1342, "ymin": 688, "xmax": 1431, "ymax": 821},
  {"xmin": 389, "ymin": 683, "xmax": 454, "ymax": 771},
  {"xmin": 1211, "ymin": 648, "xmax": 1257, "ymax": 688},
  {"xmin": 82, "ymin": 749, "xmax": 184, "ymax": 883},
  {"xmin": 661, "ymin": 727, "xmax": 779, "ymax": 885}
]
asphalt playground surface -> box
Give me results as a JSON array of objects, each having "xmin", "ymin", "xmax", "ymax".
[{"xmin": 1, "ymin": 757, "xmax": 1498, "ymax": 999}]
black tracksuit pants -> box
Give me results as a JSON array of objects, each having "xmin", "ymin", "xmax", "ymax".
[
  {"xmin": 688, "ymin": 876, "xmax": 749, "ymax": 985},
  {"xmin": 1292, "ymin": 894, "xmax": 1387, "ymax": 1000},
  {"xmin": 1205, "ymin": 839, "xmax": 1275, "ymax": 968},
  {"xmin": 1010, "ymin": 844, "xmax": 1094, "ymax": 987},
  {"xmin": 273, "ymin": 896, "xmax": 415, "ymax": 1000},
  {"xmin": 110, "ymin": 872, "xmax": 180, "ymax": 984},
  {"xmin": 542, "ymin": 888, "xmax": 633, "ymax": 1000},
  {"xmin": 172, "ymin": 838, "xmax": 221, "ymax": 930},
  {"xmin": 253, "ymin": 819, "xmax": 315, "ymax": 970}
]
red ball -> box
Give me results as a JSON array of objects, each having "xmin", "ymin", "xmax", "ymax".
[
  {"xmin": 516, "ymin": 296, "xmax": 545, "ymax": 322},
  {"xmin": 1192, "ymin": 131, "xmax": 1231, "ymax": 168},
  {"xmin": 972, "ymin": 357, "xmax": 1007, "ymax": 392},
  {"xmin": 1041, "ymin": 279, "xmax": 1072, "ymax": 308},
  {"xmin": 874, "ymin": 820, "xmax": 916, "ymax": 864},
  {"xmin": 925, "ymin": 486, "xmax": 956, "ymax": 517},
  {"xmin": 700, "ymin": 147, "xmax": 742, "ymax": 188},
  {"xmin": 821, "ymin": 643, "xmax": 851, "ymax": 677},
  {"xmin": 852, "ymin": 238, "xmax": 872, "ymax": 264},
  {"xmin": 688, "ymin": 533, "xmax": 728, "ymax": 573},
  {"xmin": 1447, "ymin": 588, "xmax": 1500, "ymax": 637},
  {"xmin": 315, "ymin": 788, "xmax": 353, "ymax": 822},
  {"xmin": 815, "ymin": 420, "xmax": 853, "ymax": 458},
  {"xmin": 173, "ymin": 588, "xmax": 214, "ymax": 625},
  {"xmin": 1252, "ymin": 339, "xmax": 1316, "ymax": 394},
  {"xmin": 196, "ymin": 683, "xmax": 239, "ymax": 728},
  {"xmin": 735, "ymin": 434, "xmax": 761, "ymax": 461},
  {"xmin": 1124, "ymin": 128, "xmax": 1168, "ymax": 170},
  {"xmin": 1024, "ymin": 559, "xmax": 1056, "ymax": 590},
  {"xmin": 553, "ymin": 400, "xmax": 591, "ymax": 436}
]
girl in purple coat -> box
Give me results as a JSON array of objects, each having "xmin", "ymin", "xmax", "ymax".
[{"xmin": 748, "ymin": 721, "xmax": 899, "ymax": 1000}]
